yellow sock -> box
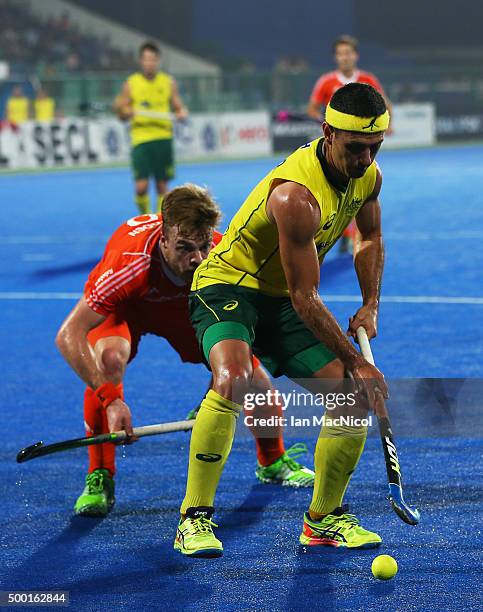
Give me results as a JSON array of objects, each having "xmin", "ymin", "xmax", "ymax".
[
  {"xmin": 309, "ymin": 421, "xmax": 367, "ymax": 515},
  {"xmin": 180, "ymin": 390, "xmax": 241, "ymax": 514},
  {"xmin": 156, "ymin": 194, "xmax": 165, "ymax": 214},
  {"xmin": 135, "ymin": 193, "xmax": 150, "ymax": 214}
]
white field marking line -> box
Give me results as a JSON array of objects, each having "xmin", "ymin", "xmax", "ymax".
[
  {"xmin": 0, "ymin": 236, "xmax": 107, "ymax": 245},
  {"xmin": 0, "ymin": 292, "xmax": 82, "ymax": 300},
  {"xmin": 0, "ymin": 292, "xmax": 482, "ymax": 305},
  {"xmin": 323, "ymin": 295, "xmax": 483, "ymax": 305}
]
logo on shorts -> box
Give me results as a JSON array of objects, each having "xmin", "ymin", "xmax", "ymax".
[
  {"xmin": 223, "ymin": 301, "xmax": 239, "ymax": 311},
  {"xmin": 196, "ymin": 453, "xmax": 222, "ymax": 462}
]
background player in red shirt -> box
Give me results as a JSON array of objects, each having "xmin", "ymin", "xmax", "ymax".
[
  {"xmin": 307, "ymin": 35, "xmax": 392, "ymax": 253},
  {"xmin": 56, "ymin": 184, "xmax": 314, "ymax": 517},
  {"xmin": 307, "ymin": 34, "xmax": 391, "ymax": 121}
]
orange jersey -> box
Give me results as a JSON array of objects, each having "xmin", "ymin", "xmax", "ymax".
[
  {"xmin": 84, "ymin": 213, "xmax": 237, "ymax": 365},
  {"xmin": 310, "ymin": 70, "xmax": 386, "ymax": 107},
  {"xmin": 85, "ymin": 214, "xmax": 222, "ymax": 317},
  {"xmin": 84, "ymin": 214, "xmax": 262, "ymax": 368}
]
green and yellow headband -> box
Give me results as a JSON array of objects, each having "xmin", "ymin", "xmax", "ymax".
[{"xmin": 325, "ymin": 103, "xmax": 390, "ymax": 133}]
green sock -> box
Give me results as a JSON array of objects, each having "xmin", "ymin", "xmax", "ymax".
[
  {"xmin": 156, "ymin": 194, "xmax": 165, "ymax": 214},
  {"xmin": 135, "ymin": 193, "xmax": 150, "ymax": 214},
  {"xmin": 180, "ymin": 390, "xmax": 241, "ymax": 514},
  {"xmin": 309, "ymin": 421, "xmax": 367, "ymax": 516}
]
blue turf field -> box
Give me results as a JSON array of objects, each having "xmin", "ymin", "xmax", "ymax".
[{"xmin": 1, "ymin": 144, "xmax": 482, "ymax": 611}]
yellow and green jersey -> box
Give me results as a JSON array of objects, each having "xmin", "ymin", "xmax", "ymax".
[
  {"xmin": 34, "ymin": 97, "xmax": 55, "ymax": 122},
  {"xmin": 7, "ymin": 97, "xmax": 29, "ymax": 124},
  {"xmin": 127, "ymin": 71, "xmax": 173, "ymax": 146},
  {"xmin": 193, "ymin": 138, "xmax": 378, "ymax": 297}
]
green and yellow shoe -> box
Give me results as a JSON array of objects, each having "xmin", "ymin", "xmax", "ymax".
[
  {"xmin": 255, "ymin": 443, "xmax": 315, "ymax": 488},
  {"xmin": 299, "ymin": 505, "xmax": 382, "ymax": 549},
  {"xmin": 174, "ymin": 507, "xmax": 223, "ymax": 558},
  {"xmin": 74, "ymin": 469, "xmax": 115, "ymax": 518}
]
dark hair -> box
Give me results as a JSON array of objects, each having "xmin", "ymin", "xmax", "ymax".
[
  {"xmin": 139, "ymin": 41, "xmax": 161, "ymax": 57},
  {"xmin": 162, "ymin": 183, "xmax": 221, "ymax": 235},
  {"xmin": 330, "ymin": 82, "xmax": 386, "ymax": 118},
  {"xmin": 333, "ymin": 35, "xmax": 359, "ymax": 53}
]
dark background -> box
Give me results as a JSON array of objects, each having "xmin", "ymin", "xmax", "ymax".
[{"xmin": 70, "ymin": 0, "xmax": 481, "ymax": 69}]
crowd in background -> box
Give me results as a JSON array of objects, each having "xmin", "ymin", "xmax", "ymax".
[{"xmin": 0, "ymin": 0, "xmax": 137, "ymax": 76}]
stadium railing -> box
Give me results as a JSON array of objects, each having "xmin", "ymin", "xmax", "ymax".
[{"xmin": 1, "ymin": 65, "xmax": 482, "ymax": 117}]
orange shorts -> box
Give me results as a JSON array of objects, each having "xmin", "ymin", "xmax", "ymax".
[{"xmin": 87, "ymin": 302, "xmax": 261, "ymax": 368}]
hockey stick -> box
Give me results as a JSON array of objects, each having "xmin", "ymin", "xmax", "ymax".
[
  {"xmin": 16, "ymin": 419, "xmax": 195, "ymax": 464},
  {"xmin": 357, "ymin": 327, "xmax": 420, "ymax": 525}
]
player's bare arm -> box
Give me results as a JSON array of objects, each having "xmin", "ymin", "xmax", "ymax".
[
  {"xmin": 267, "ymin": 181, "xmax": 388, "ymax": 401},
  {"xmin": 55, "ymin": 298, "xmax": 135, "ymax": 437},
  {"xmin": 349, "ymin": 169, "xmax": 384, "ymax": 340},
  {"xmin": 114, "ymin": 81, "xmax": 133, "ymax": 121},
  {"xmin": 170, "ymin": 79, "xmax": 188, "ymax": 120},
  {"xmin": 307, "ymin": 97, "xmax": 321, "ymax": 120},
  {"xmin": 56, "ymin": 298, "xmax": 108, "ymax": 389}
]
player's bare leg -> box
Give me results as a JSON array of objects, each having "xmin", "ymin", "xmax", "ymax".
[
  {"xmin": 175, "ymin": 339, "xmax": 252, "ymax": 557},
  {"xmin": 156, "ymin": 179, "xmax": 169, "ymax": 213},
  {"xmin": 75, "ymin": 335, "xmax": 130, "ymax": 517},
  {"xmin": 135, "ymin": 179, "xmax": 150, "ymax": 214},
  {"xmin": 249, "ymin": 365, "xmax": 315, "ymax": 487},
  {"xmin": 186, "ymin": 365, "xmax": 315, "ymax": 488}
]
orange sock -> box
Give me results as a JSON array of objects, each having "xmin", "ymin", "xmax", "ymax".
[
  {"xmin": 343, "ymin": 221, "xmax": 356, "ymax": 239},
  {"xmin": 255, "ymin": 436, "xmax": 286, "ymax": 467},
  {"xmin": 84, "ymin": 385, "xmax": 122, "ymax": 476},
  {"xmin": 244, "ymin": 398, "xmax": 285, "ymax": 466}
]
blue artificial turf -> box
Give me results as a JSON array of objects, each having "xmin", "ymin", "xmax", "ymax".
[{"xmin": 1, "ymin": 144, "xmax": 482, "ymax": 610}]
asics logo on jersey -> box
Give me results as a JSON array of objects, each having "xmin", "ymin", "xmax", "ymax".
[
  {"xmin": 223, "ymin": 301, "xmax": 239, "ymax": 311},
  {"xmin": 196, "ymin": 453, "xmax": 222, "ymax": 462},
  {"xmin": 322, "ymin": 213, "xmax": 336, "ymax": 230},
  {"xmin": 362, "ymin": 117, "xmax": 379, "ymax": 131}
]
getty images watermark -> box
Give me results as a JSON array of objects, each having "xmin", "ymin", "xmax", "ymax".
[{"xmin": 243, "ymin": 389, "xmax": 373, "ymax": 429}]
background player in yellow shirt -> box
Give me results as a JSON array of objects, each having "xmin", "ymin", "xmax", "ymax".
[
  {"xmin": 5, "ymin": 86, "xmax": 30, "ymax": 126},
  {"xmin": 34, "ymin": 88, "xmax": 56, "ymax": 122},
  {"xmin": 114, "ymin": 41, "xmax": 188, "ymax": 214},
  {"xmin": 175, "ymin": 83, "xmax": 389, "ymax": 557}
]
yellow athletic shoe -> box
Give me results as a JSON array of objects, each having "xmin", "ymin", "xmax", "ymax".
[
  {"xmin": 174, "ymin": 507, "xmax": 223, "ymax": 558},
  {"xmin": 299, "ymin": 505, "xmax": 382, "ymax": 549}
]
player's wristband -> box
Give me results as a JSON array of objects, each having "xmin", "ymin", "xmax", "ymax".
[{"xmin": 94, "ymin": 382, "xmax": 123, "ymax": 409}]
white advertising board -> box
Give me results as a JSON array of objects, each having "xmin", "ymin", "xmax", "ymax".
[{"xmin": 0, "ymin": 111, "xmax": 272, "ymax": 169}]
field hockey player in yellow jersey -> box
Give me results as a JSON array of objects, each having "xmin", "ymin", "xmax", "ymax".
[
  {"xmin": 174, "ymin": 83, "xmax": 390, "ymax": 557},
  {"xmin": 114, "ymin": 41, "xmax": 188, "ymax": 214},
  {"xmin": 5, "ymin": 86, "xmax": 30, "ymax": 125}
]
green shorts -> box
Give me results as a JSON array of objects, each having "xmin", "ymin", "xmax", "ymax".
[
  {"xmin": 189, "ymin": 284, "xmax": 336, "ymax": 378},
  {"xmin": 131, "ymin": 139, "xmax": 175, "ymax": 181}
]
